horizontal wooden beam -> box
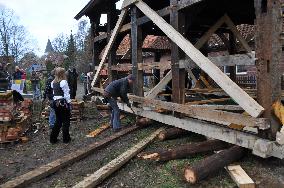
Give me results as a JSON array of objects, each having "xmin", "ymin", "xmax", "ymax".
[
  {"xmin": 72, "ymin": 128, "xmax": 164, "ymax": 188},
  {"xmin": 181, "ymin": 52, "xmax": 255, "ymax": 68},
  {"xmin": 116, "ymin": 102, "xmax": 284, "ymax": 159},
  {"xmin": 94, "ymin": 0, "xmax": 202, "ymax": 42},
  {"xmin": 128, "ymin": 95, "xmax": 269, "ymax": 129},
  {"xmin": 135, "ymin": 1, "xmax": 264, "ymax": 117}
]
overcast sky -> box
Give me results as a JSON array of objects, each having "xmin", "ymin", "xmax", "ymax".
[{"xmin": 0, "ymin": 0, "xmax": 123, "ymax": 56}]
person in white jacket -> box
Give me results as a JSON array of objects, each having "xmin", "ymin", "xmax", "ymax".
[{"xmin": 50, "ymin": 67, "xmax": 72, "ymax": 144}]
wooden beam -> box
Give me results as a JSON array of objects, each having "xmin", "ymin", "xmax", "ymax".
[
  {"xmin": 170, "ymin": 0, "xmax": 186, "ymax": 104},
  {"xmin": 93, "ymin": 0, "xmax": 203, "ymax": 43},
  {"xmin": 0, "ymin": 126, "xmax": 139, "ymax": 188},
  {"xmin": 181, "ymin": 52, "xmax": 255, "ymax": 68},
  {"xmin": 72, "ymin": 128, "xmax": 164, "ymax": 188},
  {"xmin": 131, "ymin": 6, "xmax": 144, "ymax": 97},
  {"xmin": 122, "ymin": 0, "xmax": 139, "ymax": 9},
  {"xmin": 91, "ymin": 9, "xmax": 127, "ymax": 87},
  {"xmin": 115, "ymin": 102, "xmax": 284, "ymax": 159},
  {"xmin": 224, "ymin": 15, "xmax": 252, "ymax": 53},
  {"xmin": 190, "ymin": 105, "xmax": 243, "ymax": 111},
  {"xmin": 185, "ymin": 98, "xmax": 230, "ymax": 105},
  {"xmin": 145, "ymin": 70, "xmax": 172, "ymax": 98},
  {"xmin": 129, "ymin": 95, "xmax": 269, "ymax": 129},
  {"xmin": 225, "ymin": 165, "xmax": 255, "ymax": 188},
  {"xmin": 255, "ymin": 0, "xmax": 282, "ymax": 138},
  {"xmin": 135, "ymin": 1, "xmax": 264, "ymax": 117},
  {"xmin": 144, "ymin": 14, "xmax": 230, "ymax": 99}
]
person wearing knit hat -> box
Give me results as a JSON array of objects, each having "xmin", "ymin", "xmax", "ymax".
[{"xmin": 104, "ymin": 74, "xmax": 135, "ymax": 132}]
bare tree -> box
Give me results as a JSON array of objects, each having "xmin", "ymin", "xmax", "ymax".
[
  {"xmin": 52, "ymin": 33, "xmax": 68, "ymax": 53},
  {"xmin": 0, "ymin": 6, "xmax": 35, "ymax": 63}
]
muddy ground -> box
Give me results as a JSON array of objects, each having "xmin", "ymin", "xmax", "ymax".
[{"xmin": 0, "ymin": 84, "xmax": 284, "ymax": 187}]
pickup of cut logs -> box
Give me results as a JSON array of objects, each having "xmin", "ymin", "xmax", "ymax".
[
  {"xmin": 184, "ymin": 145, "xmax": 245, "ymax": 184},
  {"xmin": 138, "ymin": 140, "xmax": 228, "ymax": 161}
]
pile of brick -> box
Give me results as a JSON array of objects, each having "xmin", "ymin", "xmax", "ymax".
[
  {"xmin": 70, "ymin": 100, "xmax": 84, "ymax": 123},
  {"xmin": 42, "ymin": 100, "xmax": 85, "ymax": 123},
  {"xmin": 0, "ymin": 91, "xmax": 33, "ymax": 143}
]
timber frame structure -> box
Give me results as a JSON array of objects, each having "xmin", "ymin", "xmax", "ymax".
[{"xmin": 75, "ymin": 0, "xmax": 284, "ymax": 159}]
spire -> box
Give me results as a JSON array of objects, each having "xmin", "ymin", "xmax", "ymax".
[{"xmin": 45, "ymin": 39, "xmax": 54, "ymax": 54}]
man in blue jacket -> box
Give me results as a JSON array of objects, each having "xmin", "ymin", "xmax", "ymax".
[{"xmin": 104, "ymin": 74, "xmax": 134, "ymax": 132}]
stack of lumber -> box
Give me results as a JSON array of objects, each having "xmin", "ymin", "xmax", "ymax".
[
  {"xmin": 70, "ymin": 100, "xmax": 85, "ymax": 122},
  {"xmin": 0, "ymin": 91, "xmax": 32, "ymax": 143}
]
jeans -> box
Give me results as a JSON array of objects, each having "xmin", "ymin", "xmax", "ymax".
[
  {"xmin": 49, "ymin": 105, "xmax": 56, "ymax": 128},
  {"xmin": 108, "ymin": 98, "xmax": 121, "ymax": 130},
  {"xmin": 32, "ymin": 84, "xmax": 40, "ymax": 99},
  {"xmin": 50, "ymin": 100, "xmax": 71, "ymax": 143}
]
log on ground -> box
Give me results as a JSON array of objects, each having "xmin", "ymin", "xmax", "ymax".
[
  {"xmin": 158, "ymin": 127, "xmax": 190, "ymax": 141},
  {"xmin": 138, "ymin": 139, "xmax": 228, "ymax": 161},
  {"xmin": 184, "ymin": 145, "xmax": 245, "ymax": 184}
]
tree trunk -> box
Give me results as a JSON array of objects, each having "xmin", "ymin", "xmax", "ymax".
[
  {"xmin": 184, "ymin": 145, "xmax": 245, "ymax": 184},
  {"xmin": 136, "ymin": 118, "xmax": 153, "ymax": 127},
  {"xmin": 138, "ymin": 140, "xmax": 228, "ymax": 161},
  {"xmin": 158, "ymin": 127, "xmax": 189, "ymax": 141}
]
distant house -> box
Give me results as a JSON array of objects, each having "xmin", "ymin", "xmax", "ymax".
[{"xmin": 26, "ymin": 63, "xmax": 45, "ymax": 73}]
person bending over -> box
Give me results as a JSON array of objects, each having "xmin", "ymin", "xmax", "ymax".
[{"xmin": 103, "ymin": 74, "xmax": 135, "ymax": 132}]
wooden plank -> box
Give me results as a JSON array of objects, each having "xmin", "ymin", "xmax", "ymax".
[
  {"xmin": 135, "ymin": 1, "xmax": 264, "ymax": 117},
  {"xmin": 145, "ymin": 14, "xmax": 229, "ymax": 99},
  {"xmin": 91, "ymin": 9, "xmax": 127, "ymax": 88},
  {"xmin": 190, "ymin": 105, "xmax": 243, "ymax": 111},
  {"xmin": 181, "ymin": 52, "xmax": 255, "ymax": 68},
  {"xmin": 0, "ymin": 126, "xmax": 139, "ymax": 188},
  {"xmin": 185, "ymin": 98, "xmax": 230, "ymax": 105},
  {"xmin": 146, "ymin": 70, "xmax": 172, "ymax": 98},
  {"xmin": 122, "ymin": 0, "xmax": 139, "ymax": 9},
  {"xmin": 72, "ymin": 128, "xmax": 164, "ymax": 188},
  {"xmin": 225, "ymin": 165, "xmax": 255, "ymax": 188},
  {"xmin": 131, "ymin": 6, "xmax": 144, "ymax": 97},
  {"xmin": 129, "ymin": 95, "xmax": 269, "ymax": 129},
  {"xmin": 115, "ymin": 102, "xmax": 284, "ymax": 159}
]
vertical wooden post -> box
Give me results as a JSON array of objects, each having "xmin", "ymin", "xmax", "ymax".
[
  {"xmin": 107, "ymin": 5, "xmax": 117, "ymax": 82},
  {"xmin": 131, "ymin": 6, "xmax": 144, "ymax": 97},
  {"xmin": 170, "ymin": 0, "xmax": 185, "ymax": 104},
  {"xmin": 91, "ymin": 16, "xmax": 100, "ymax": 67},
  {"xmin": 255, "ymin": 0, "xmax": 282, "ymax": 139},
  {"xmin": 228, "ymin": 31, "xmax": 237, "ymax": 82},
  {"xmin": 153, "ymin": 52, "xmax": 161, "ymax": 85}
]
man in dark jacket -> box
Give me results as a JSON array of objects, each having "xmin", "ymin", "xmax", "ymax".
[
  {"xmin": 104, "ymin": 74, "xmax": 134, "ymax": 131},
  {"xmin": 43, "ymin": 70, "xmax": 55, "ymax": 128},
  {"xmin": 66, "ymin": 68, "xmax": 78, "ymax": 99}
]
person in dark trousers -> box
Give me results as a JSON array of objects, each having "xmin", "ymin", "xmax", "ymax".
[
  {"xmin": 66, "ymin": 68, "xmax": 78, "ymax": 99},
  {"xmin": 43, "ymin": 70, "xmax": 56, "ymax": 128},
  {"xmin": 103, "ymin": 75, "xmax": 135, "ymax": 132},
  {"xmin": 50, "ymin": 67, "xmax": 71, "ymax": 144}
]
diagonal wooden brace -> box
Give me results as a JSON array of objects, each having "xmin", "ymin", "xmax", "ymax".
[{"xmin": 135, "ymin": 0, "xmax": 264, "ymax": 117}]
